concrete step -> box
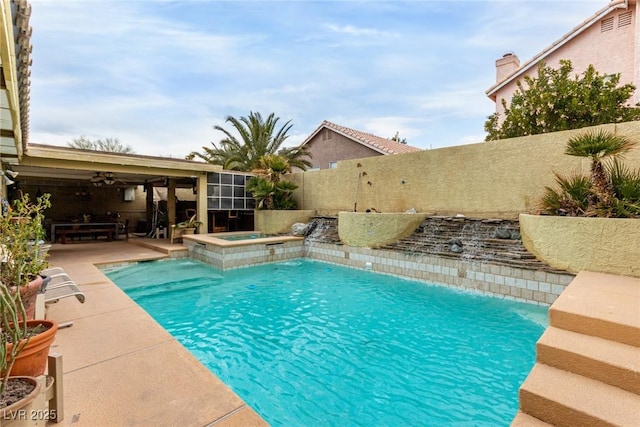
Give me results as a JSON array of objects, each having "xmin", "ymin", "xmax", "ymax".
[
  {"xmin": 549, "ymin": 271, "xmax": 640, "ymax": 347},
  {"xmin": 128, "ymin": 237, "xmax": 188, "ymax": 255},
  {"xmin": 511, "ymin": 411, "xmax": 553, "ymax": 426},
  {"xmin": 537, "ymin": 326, "xmax": 640, "ymax": 394},
  {"xmin": 519, "ymin": 363, "xmax": 640, "ymax": 426}
]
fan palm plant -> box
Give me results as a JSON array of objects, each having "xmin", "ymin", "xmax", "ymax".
[
  {"xmin": 605, "ymin": 158, "xmax": 640, "ymax": 217},
  {"xmin": 564, "ymin": 129, "xmax": 634, "ymax": 211},
  {"xmin": 541, "ymin": 172, "xmax": 591, "ymax": 216},
  {"xmin": 541, "ymin": 129, "xmax": 640, "ymax": 218}
]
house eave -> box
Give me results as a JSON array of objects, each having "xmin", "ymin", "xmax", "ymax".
[{"xmin": 486, "ymin": 0, "xmax": 633, "ymax": 100}]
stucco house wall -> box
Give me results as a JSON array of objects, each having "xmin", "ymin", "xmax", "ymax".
[
  {"xmin": 489, "ymin": 1, "xmax": 638, "ymax": 119},
  {"xmin": 299, "ymin": 121, "xmax": 421, "ymax": 171},
  {"xmin": 304, "ymin": 129, "xmax": 387, "ymax": 170},
  {"xmin": 288, "ymin": 121, "xmax": 640, "ymax": 218}
]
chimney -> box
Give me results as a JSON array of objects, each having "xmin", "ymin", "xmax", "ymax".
[{"xmin": 495, "ymin": 52, "xmax": 520, "ymax": 82}]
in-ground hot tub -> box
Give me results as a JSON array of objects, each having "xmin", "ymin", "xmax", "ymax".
[{"xmin": 182, "ymin": 231, "xmax": 304, "ymax": 269}]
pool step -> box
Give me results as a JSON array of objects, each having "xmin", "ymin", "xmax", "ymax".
[
  {"xmin": 511, "ymin": 411, "xmax": 553, "ymax": 426},
  {"xmin": 548, "ymin": 271, "xmax": 640, "ymax": 347},
  {"xmin": 515, "ymin": 271, "xmax": 640, "ymax": 426},
  {"xmin": 519, "ymin": 363, "xmax": 640, "ymax": 426},
  {"xmin": 537, "ymin": 326, "xmax": 640, "ymax": 394}
]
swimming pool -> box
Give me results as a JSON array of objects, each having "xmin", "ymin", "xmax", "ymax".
[{"xmin": 106, "ymin": 258, "xmax": 547, "ymax": 426}]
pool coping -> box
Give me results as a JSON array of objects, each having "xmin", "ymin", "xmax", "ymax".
[{"xmin": 184, "ymin": 232, "xmax": 303, "ymax": 248}]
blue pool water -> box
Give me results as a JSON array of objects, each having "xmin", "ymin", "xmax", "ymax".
[
  {"xmin": 217, "ymin": 232, "xmax": 266, "ymax": 241},
  {"xmin": 105, "ymin": 258, "xmax": 547, "ymax": 426}
]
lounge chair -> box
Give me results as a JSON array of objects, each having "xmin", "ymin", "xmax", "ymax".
[{"xmin": 40, "ymin": 267, "xmax": 86, "ymax": 304}]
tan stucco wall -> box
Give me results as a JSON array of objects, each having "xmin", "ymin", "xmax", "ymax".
[
  {"xmin": 520, "ymin": 214, "xmax": 640, "ymax": 278},
  {"xmin": 337, "ymin": 212, "xmax": 427, "ymax": 248},
  {"xmin": 254, "ymin": 210, "xmax": 316, "ymax": 235},
  {"xmin": 289, "ymin": 122, "xmax": 640, "ymax": 219}
]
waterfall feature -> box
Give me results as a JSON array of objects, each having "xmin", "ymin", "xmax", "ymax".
[{"xmin": 304, "ymin": 215, "xmax": 558, "ymax": 271}]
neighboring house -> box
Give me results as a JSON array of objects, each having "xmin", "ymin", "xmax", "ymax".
[
  {"xmin": 299, "ymin": 120, "xmax": 422, "ymax": 170},
  {"xmin": 486, "ymin": 0, "xmax": 638, "ymax": 119}
]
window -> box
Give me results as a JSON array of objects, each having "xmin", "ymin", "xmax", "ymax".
[
  {"xmin": 207, "ymin": 172, "xmax": 254, "ymax": 211},
  {"xmin": 601, "ymin": 16, "xmax": 614, "ymax": 32},
  {"xmin": 329, "ymin": 161, "xmax": 338, "ymax": 169}
]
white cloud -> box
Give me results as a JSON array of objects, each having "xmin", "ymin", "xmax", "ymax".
[{"xmin": 27, "ymin": 0, "xmax": 612, "ymax": 157}]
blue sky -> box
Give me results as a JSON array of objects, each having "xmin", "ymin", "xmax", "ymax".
[{"xmin": 28, "ymin": 0, "xmax": 604, "ymax": 157}]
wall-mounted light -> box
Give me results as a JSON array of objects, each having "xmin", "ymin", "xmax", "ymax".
[{"xmin": 0, "ymin": 171, "xmax": 15, "ymax": 186}]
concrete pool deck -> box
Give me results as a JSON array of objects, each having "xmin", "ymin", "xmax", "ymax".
[{"xmin": 44, "ymin": 238, "xmax": 268, "ymax": 426}]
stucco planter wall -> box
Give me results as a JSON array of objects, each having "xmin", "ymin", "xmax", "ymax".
[
  {"xmin": 338, "ymin": 212, "xmax": 427, "ymax": 248},
  {"xmin": 254, "ymin": 210, "xmax": 316, "ymax": 235},
  {"xmin": 519, "ymin": 214, "xmax": 640, "ymax": 278}
]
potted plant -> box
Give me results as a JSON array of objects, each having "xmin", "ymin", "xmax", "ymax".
[
  {"xmin": 1, "ymin": 193, "xmax": 58, "ymax": 418},
  {"xmin": 174, "ymin": 215, "xmax": 203, "ymax": 235}
]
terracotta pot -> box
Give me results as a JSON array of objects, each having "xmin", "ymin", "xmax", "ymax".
[
  {"xmin": 19, "ymin": 276, "xmax": 44, "ymax": 322},
  {"xmin": 1, "ymin": 376, "xmax": 41, "ymax": 426},
  {"xmin": 6, "ymin": 320, "xmax": 58, "ymax": 377}
]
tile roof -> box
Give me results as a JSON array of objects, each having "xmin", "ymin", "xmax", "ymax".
[{"xmin": 303, "ymin": 120, "xmax": 422, "ymax": 155}]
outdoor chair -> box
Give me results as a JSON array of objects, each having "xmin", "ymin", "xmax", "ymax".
[
  {"xmin": 40, "ymin": 267, "xmax": 86, "ymax": 304},
  {"xmin": 119, "ymin": 219, "xmax": 130, "ymax": 239}
]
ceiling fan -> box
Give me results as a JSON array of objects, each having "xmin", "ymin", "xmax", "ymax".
[{"xmin": 90, "ymin": 172, "xmax": 119, "ymax": 186}]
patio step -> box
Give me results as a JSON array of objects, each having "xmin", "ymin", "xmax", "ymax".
[
  {"xmin": 537, "ymin": 326, "xmax": 640, "ymax": 394},
  {"xmin": 519, "ymin": 363, "xmax": 640, "ymax": 426}
]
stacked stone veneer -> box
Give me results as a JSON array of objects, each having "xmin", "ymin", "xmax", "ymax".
[
  {"xmin": 305, "ymin": 216, "xmax": 574, "ymax": 305},
  {"xmin": 185, "ymin": 239, "xmax": 305, "ymax": 270}
]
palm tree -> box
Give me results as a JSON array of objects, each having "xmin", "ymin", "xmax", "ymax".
[
  {"xmin": 253, "ymin": 154, "xmax": 290, "ymax": 183},
  {"xmin": 246, "ymin": 154, "xmax": 299, "ymax": 210},
  {"xmin": 187, "ymin": 112, "xmax": 312, "ymax": 171},
  {"xmin": 564, "ymin": 129, "xmax": 635, "ymax": 211}
]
